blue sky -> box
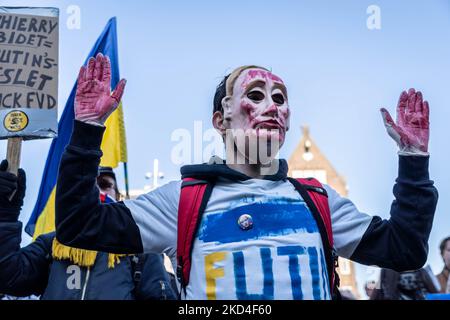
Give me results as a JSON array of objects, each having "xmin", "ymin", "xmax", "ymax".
[{"xmin": 2, "ymin": 0, "xmax": 450, "ymax": 295}]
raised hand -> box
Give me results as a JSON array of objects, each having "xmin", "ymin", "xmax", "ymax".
[
  {"xmin": 381, "ymin": 88, "xmax": 429, "ymax": 155},
  {"xmin": 74, "ymin": 53, "xmax": 126, "ymax": 125}
]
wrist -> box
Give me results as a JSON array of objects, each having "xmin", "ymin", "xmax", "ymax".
[
  {"xmin": 398, "ymin": 150, "xmax": 429, "ymax": 157},
  {"xmin": 84, "ymin": 119, "xmax": 106, "ymax": 127},
  {"xmin": 398, "ymin": 143, "xmax": 429, "ymax": 157},
  {"xmin": 74, "ymin": 114, "xmax": 106, "ymax": 127}
]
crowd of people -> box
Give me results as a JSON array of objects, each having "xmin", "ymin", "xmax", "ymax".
[
  {"xmin": 0, "ymin": 162, "xmax": 177, "ymax": 300},
  {"xmin": 0, "ymin": 54, "xmax": 447, "ymax": 300}
]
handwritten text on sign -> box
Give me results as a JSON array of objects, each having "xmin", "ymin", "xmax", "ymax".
[{"xmin": 0, "ymin": 10, "xmax": 58, "ymax": 138}]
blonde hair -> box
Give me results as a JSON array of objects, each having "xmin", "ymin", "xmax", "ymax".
[
  {"xmin": 225, "ymin": 65, "xmax": 269, "ymax": 96},
  {"xmin": 213, "ymin": 65, "xmax": 270, "ymax": 115}
]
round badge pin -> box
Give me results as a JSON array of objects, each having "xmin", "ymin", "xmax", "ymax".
[
  {"xmin": 237, "ymin": 214, "xmax": 253, "ymax": 230},
  {"xmin": 3, "ymin": 110, "xmax": 29, "ymax": 132}
]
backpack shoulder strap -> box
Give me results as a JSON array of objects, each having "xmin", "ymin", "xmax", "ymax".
[
  {"xmin": 296, "ymin": 178, "xmax": 333, "ymax": 247},
  {"xmin": 287, "ymin": 177, "xmax": 340, "ymax": 298},
  {"xmin": 177, "ymin": 177, "xmax": 214, "ymax": 296}
]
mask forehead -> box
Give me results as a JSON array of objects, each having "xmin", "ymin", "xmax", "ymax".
[
  {"xmin": 233, "ymin": 68, "xmax": 286, "ymax": 96},
  {"xmin": 220, "ymin": 67, "xmax": 290, "ymax": 158}
]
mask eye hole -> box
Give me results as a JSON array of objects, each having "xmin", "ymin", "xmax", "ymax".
[
  {"xmin": 272, "ymin": 93, "xmax": 285, "ymax": 105},
  {"xmin": 247, "ymin": 91, "xmax": 265, "ymax": 102}
]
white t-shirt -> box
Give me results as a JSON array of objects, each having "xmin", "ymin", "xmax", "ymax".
[{"xmin": 125, "ymin": 177, "xmax": 372, "ymax": 300}]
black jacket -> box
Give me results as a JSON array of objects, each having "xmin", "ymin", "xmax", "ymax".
[
  {"xmin": 55, "ymin": 120, "xmax": 438, "ymax": 273},
  {"xmin": 0, "ymin": 202, "xmax": 177, "ymax": 299}
]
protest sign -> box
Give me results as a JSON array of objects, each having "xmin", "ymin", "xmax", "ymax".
[{"xmin": 0, "ymin": 7, "xmax": 59, "ymax": 140}]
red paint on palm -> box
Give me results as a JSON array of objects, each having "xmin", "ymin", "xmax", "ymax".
[
  {"xmin": 74, "ymin": 53, "xmax": 126, "ymax": 125},
  {"xmin": 381, "ymin": 88, "xmax": 429, "ymax": 153}
]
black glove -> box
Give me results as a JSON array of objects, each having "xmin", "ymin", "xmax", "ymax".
[{"xmin": 0, "ymin": 159, "xmax": 26, "ymax": 222}]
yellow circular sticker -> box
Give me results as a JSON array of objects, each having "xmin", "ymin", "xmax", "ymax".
[{"xmin": 3, "ymin": 110, "xmax": 29, "ymax": 132}]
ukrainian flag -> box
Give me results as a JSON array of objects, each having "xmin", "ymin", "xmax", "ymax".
[{"xmin": 25, "ymin": 17, "xmax": 127, "ymax": 238}]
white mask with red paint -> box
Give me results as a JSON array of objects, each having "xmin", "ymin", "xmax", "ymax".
[{"xmin": 221, "ymin": 68, "xmax": 290, "ymax": 165}]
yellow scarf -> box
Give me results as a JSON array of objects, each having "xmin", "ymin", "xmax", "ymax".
[{"xmin": 52, "ymin": 238, "xmax": 126, "ymax": 269}]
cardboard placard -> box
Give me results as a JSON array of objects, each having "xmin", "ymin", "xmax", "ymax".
[{"xmin": 0, "ymin": 7, "xmax": 59, "ymax": 140}]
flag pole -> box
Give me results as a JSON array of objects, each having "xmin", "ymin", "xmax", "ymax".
[
  {"xmin": 6, "ymin": 137, "xmax": 22, "ymax": 200},
  {"xmin": 123, "ymin": 162, "xmax": 130, "ymax": 199}
]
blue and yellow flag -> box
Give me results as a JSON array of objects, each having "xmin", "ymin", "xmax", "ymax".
[{"xmin": 25, "ymin": 17, "xmax": 127, "ymax": 238}]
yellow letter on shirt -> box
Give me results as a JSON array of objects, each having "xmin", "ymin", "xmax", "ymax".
[{"xmin": 205, "ymin": 252, "xmax": 226, "ymax": 300}]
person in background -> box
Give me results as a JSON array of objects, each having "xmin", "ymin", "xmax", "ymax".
[
  {"xmin": 364, "ymin": 280, "xmax": 377, "ymax": 299},
  {"xmin": 0, "ymin": 161, "xmax": 177, "ymax": 300},
  {"xmin": 436, "ymin": 236, "xmax": 450, "ymax": 293}
]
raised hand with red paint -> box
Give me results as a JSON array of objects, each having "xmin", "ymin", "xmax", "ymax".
[
  {"xmin": 381, "ymin": 88, "xmax": 429, "ymax": 155},
  {"xmin": 75, "ymin": 53, "xmax": 126, "ymax": 126}
]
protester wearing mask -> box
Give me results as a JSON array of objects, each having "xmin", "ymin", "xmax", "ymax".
[{"xmin": 55, "ymin": 55, "xmax": 438, "ymax": 299}]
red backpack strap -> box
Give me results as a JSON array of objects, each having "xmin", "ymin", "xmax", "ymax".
[
  {"xmin": 296, "ymin": 178, "xmax": 333, "ymax": 248},
  {"xmin": 287, "ymin": 177, "xmax": 340, "ymax": 298},
  {"xmin": 177, "ymin": 178, "xmax": 214, "ymax": 296}
]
